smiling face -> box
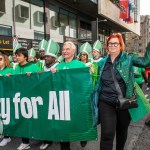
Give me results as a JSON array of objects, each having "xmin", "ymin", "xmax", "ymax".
[
  {"xmin": 62, "ymin": 43, "xmax": 75, "ymax": 62},
  {"xmin": 79, "ymin": 52, "xmax": 88, "ymax": 63},
  {"xmin": 107, "ymin": 37, "xmax": 121, "ymax": 56}
]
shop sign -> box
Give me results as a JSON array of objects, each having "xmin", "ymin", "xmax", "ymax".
[
  {"xmin": 18, "ymin": 38, "xmax": 32, "ymax": 50},
  {"xmin": 0, "ymin": 36, "xmax": 13, "ymax": 50}
]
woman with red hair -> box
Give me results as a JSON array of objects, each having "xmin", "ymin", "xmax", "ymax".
[{"xmin": 92, "ymin": 33, "xmax": 150, "ymax": 150}]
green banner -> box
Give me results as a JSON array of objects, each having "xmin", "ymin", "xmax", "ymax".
[{"xmin": 0, "ymin": 68, "xmax": 97, "ymax": 141}]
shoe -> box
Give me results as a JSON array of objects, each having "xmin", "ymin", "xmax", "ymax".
[
  {"xmin": 40, "ymin": 143, "xmax": 49, "ymax": 149},
  {"xmin": 17, "ymin": 143, "xmax": 30, "ymax": 150},
  {"xmin": 0, "ymin": 137, "xmax": 11, "ymax": 146},
  {"xmin": 146, "ymin": 87, "xmax": 149, "ymax": 91},
  {"xmin": 145, "ymin": 120, "xmax": 150, "ymax": 127},
  {"xmin": 80, "ymin": 141, "xmax": 87, "ymax": 147}
]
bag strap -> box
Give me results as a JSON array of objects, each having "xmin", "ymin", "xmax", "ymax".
[{"xmin": 110, "ymin": 65, "xmax": 124, "ymax": 100}]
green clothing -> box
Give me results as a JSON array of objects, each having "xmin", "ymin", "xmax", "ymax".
[
  {"xmin": 134, "ymin": 67, "xmax": 145, "ymax": 84},
  {"xmin": 36, "ymin": 60, "xmax": 44, "ymax": 71},
  {"xmin": 56, "ymin": 60, "xmax": 86, "ymax": 70},
  {"xmin": 14, "ymin": 62, "xmax": 41, "ymax": 75},
  {"xmin": 0, "ymin": 67, "xmax": 14, "ymax": 76},
  {"xmin": 92, "ymin": 45, "xmax": 150, "ymax": 126}
]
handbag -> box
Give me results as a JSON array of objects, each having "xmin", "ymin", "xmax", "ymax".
[{"xmin": 111, "ymin": 66, "xmax": 138, "ymax": 110}]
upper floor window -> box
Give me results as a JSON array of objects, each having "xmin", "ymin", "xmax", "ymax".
[
  {"xmin": 0, "ymin": 25, "xmax": 12, "ymax": 36},
  {"xmin": 34, "ymin": 31, "xmax": 44, "ymax": 40}
]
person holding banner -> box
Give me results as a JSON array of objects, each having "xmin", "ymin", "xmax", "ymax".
[
  {"xmin": 39, "ymin": 39, "xmax": 60, "ymax": 150},
  {"xmin": 0, "ymin": 53, "xmax": 13, "ymax": 146},
  {"xmin": 93, "ymin": 33, "xmax": 150, "ymax": 150},
  {"xmin": 51, "ymin": 41, "xmax": 86, "ymax": 150},
  {"xmin": 14, "ymin": 48, "xmax": 41, "ymax": 150}
]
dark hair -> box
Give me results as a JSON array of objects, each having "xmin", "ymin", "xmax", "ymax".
[{"xmin": 15, "ymin": 48, "xmax": 28, "ymax": 60}]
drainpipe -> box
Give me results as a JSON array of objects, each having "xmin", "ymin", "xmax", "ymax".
[{"xmin": 13, "ymin": 0, "xmax": 16, "ymax": 36}]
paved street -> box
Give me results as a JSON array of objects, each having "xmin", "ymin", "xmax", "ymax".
[{"xmin": 0, "ymin": 84, "xmax": 149, "ymax": 150}]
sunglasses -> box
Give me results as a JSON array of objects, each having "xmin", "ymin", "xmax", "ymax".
[{"xmin": 0, "ymin": 57, "xmax": 3, "ymax": 61}]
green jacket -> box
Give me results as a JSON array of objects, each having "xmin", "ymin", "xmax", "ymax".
[
  {"xmin": 0, "ymin": 67, "xmax": 14, "ymax": 76},
  {"xmin": 92, "ymin": 44, "xmax": 150, "ymax": 126},
  {"xmin": 14, "ymin": 62, "xmax": 41, "ymax": 75}
]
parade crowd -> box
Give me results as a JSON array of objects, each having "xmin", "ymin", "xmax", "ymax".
[{"xmin": 0, "ymin": 33, "xmax": 150, "ymax": 150}]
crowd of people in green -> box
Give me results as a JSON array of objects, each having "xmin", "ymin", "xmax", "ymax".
[{"xmin": 0, "ymin": 33, "xmax": 150, "ymax": 150}]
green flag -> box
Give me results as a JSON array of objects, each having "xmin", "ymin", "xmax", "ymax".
[{"xmin": 0, "ymin": 68, "xmax": 97, "ymax": 141}]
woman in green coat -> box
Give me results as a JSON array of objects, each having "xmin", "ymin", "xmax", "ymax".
[{"xmin": 92, "ymin": 33, "xmax": 150, "ymax": 150}]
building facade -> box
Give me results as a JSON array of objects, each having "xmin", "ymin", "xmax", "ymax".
[
  {"xmin": 0, "ymin": 0, "xmax": 140, "ymax": 55},
  {"xmin": 125, "ymin": 15, "xmax": 150, "ymax": 54}
]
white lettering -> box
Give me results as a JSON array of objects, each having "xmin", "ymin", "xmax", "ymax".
[
  {"xmin": 31, "ymin": 97, "xmax": 43, "ymax": 118},
  {"xmin": 48, "ymin": 91, "xmax": 59, "ymax": 120},
  {"xmin": 0, "ymin": 98, "xmax": 10, "ymax": 125},
  {"xmin": 21, "ymin": 97, "xmax": 32, "ymax": 118}
]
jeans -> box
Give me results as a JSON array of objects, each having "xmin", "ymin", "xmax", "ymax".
[{"xmin": 99, "ymin": 101, "xmax": 131, "ymax": 150}]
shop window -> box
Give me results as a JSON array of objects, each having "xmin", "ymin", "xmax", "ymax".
[{"xmin": 0, "ymin": 25, "xmax": 12, "ymax": 36}]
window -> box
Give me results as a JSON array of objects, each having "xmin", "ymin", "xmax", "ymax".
[
  {"xmin": 80, "ymin": 21, "xmax": 92, "ymax": 39},
  {"xmin": 69, "ymin": 14, "xmax": 77, "ymax": 38},
  {"xmin": 0, "ymin": 0, "xmax": 5, "ymax": 14},
  {"xmin": 59, "ymin": 9, "xmax": 69, "ymax": 36},
  {"xmin": 34, "ymin": 31, "xmax": 44, "ymax": 40},
  {"xmin": 0, "ymin": 25, "xmax": 12, "ymax": 36}
]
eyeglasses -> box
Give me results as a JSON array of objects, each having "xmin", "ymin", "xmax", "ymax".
[
  {"xmin": 108, "ymin": 42, "xmax": 120, "ymax": 47},
  {"xmin": 0, "ymin": 57, "xmax": 3, "ymax": 61},
  {"xmin": 80, "ymin": 54, "xmax": 87, "ymax": 56}
]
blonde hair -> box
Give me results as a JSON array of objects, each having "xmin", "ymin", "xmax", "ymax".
[{"xmin": 0, "ymin": 53, "xmax": 11, "ymax": 68}]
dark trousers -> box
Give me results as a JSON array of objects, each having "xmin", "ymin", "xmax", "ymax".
[
  {"xmin": 99, "ymin": 101, "xmax": 131, "ymax": 150},
  {"xmin": 138, "ymin": 83, "xmax": 143, "ymax": 89},
  {"xmin": 22, "ymin": 138, "xmax": 29, "ymax": 144},
  {"xmin": 60, "ymin": 142, "xmax": 70, "ymax": 150}
]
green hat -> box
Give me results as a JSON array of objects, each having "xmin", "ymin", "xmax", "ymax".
[
  {"xmin": 93, "ymin": 40, "xmax": 102, "ymax": 52},
  {"xmin": 28, "ymin": 48, "xmax": 36, "ymax": 57},
  {"xmin": 56, "ymin": 55, "xmax": 64, "ymax": 63},
  {"xmin": 79, "ymin": 42, "xmax": 92, "ymax": 55},
  {"xmin": 38, "ymin": 39, "xmax": 48, "ymax": 51},
  {"xmin": 45, "ymin": 39, "xmax": 60, "ymax": 58},
  {"xmin": 8, "ymin": 55, "xmax": 13, "ymax": 62},
  {"xmin": 13, "ymin": 43, "xmax": 22, "ymax": 53}
]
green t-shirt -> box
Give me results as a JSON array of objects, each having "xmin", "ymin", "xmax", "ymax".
[
  {"xmin": 14, "ymin": 62, "xmax": 41, "ymax": 75},
  {"xmin": 56, "ymin": 59, "xmax": 86, "ymax": 70},
  {"xmin": 134, "ymin": 66, "xmax": 145, "ymax": 84},
  {"xmin": 0, "ymin": 67, "xmax": 14, "ymax": 76}
]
